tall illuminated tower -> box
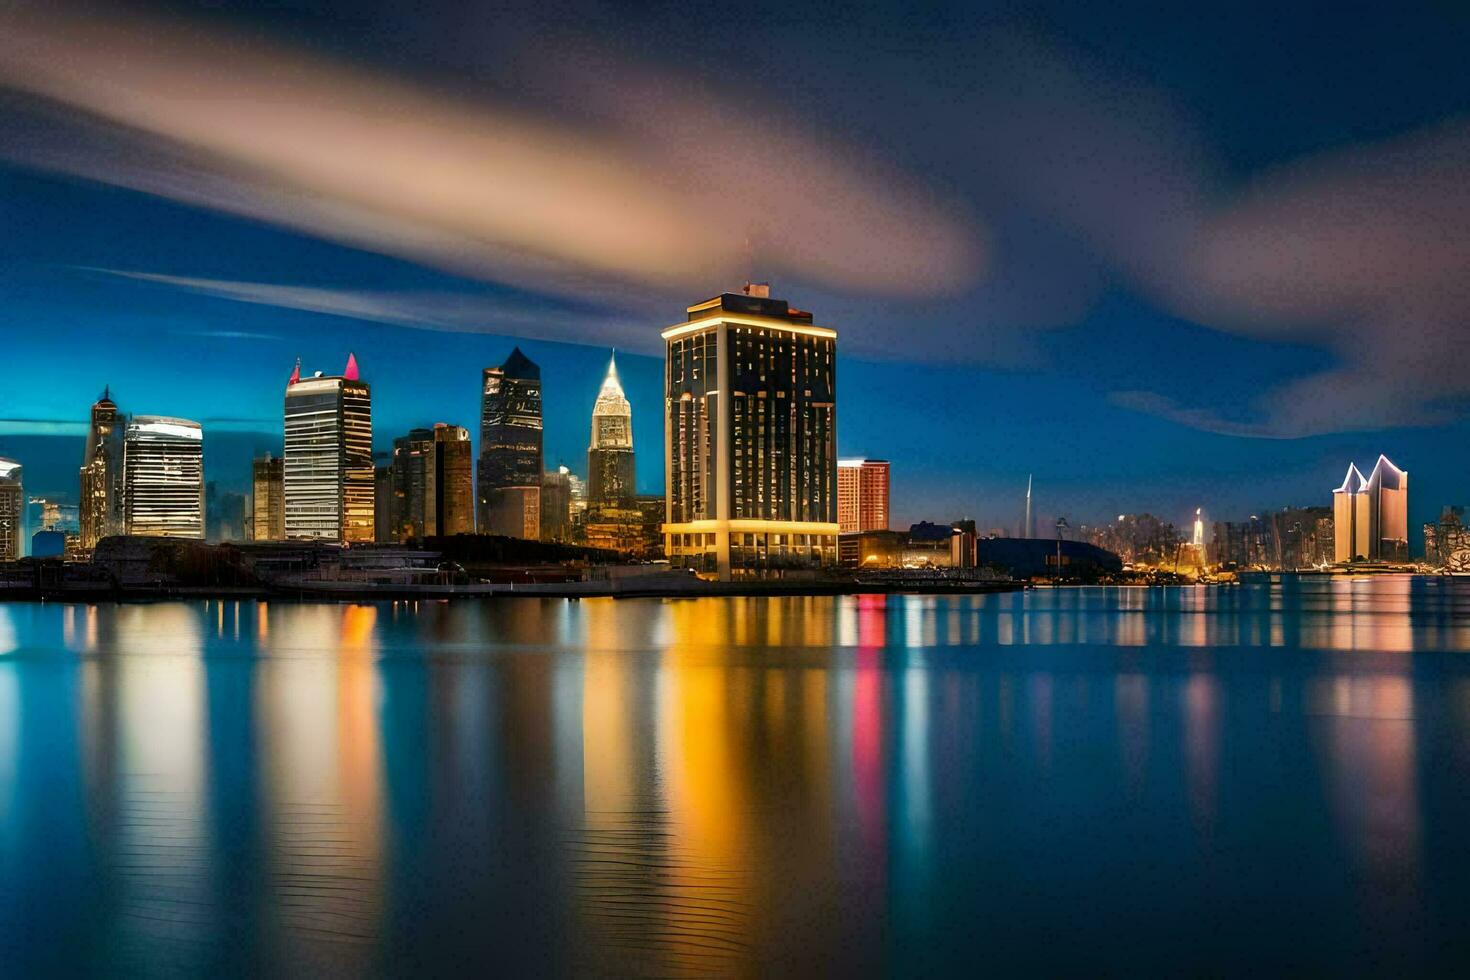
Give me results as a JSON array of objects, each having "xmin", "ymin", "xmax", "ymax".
[
  {"xmin": 478, "ymin": 347, "xmax": 543, "ymax": 539},
  {"xmin": 837, "ymin": 458, "xmax": 890, "ymax": 532},
  {"xmin": 1365, "ymin": 454, "xmax": 1409, "ymax": 562},
  {"xmin": 283, "ymin": 354, "xmax": 374, "ymax": 542},
  {"xmin": 663, "ymin": 284, "xmax": 838, "ymax": 580},
  {"xmin": 588, "ymin": 352, "xmax": 635, "ymax": 511},
  {"xmin": 0, "ymin": 458, "xmax": 21, "ymax": 560},
  {"xmin": 1332, "ymin": 456, "xmax": 1408, "ymax": 562},
  {"xmin": 123, "ymin": 417, "xmax": 204, "ymax": 538},
  {"xmin": 79, "ymin": 387, "xmax": 126, "ymax": 552}
]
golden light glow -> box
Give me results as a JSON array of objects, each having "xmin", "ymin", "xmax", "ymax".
[
  {"xmin": 660, "ymin": 314, "xmax": 838, "ymax": 342},
  {"xmin": 662, "ymin": 519, "xmax": 841, "ymax": 534}
]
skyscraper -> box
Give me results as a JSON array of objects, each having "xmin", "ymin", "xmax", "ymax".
[
  {"xmin": 0, "ymin": 458, "xmax": 22, "ymax": 560},
  {"xmin": 79, "ymin": 387, "xmax": 125, "ymax": 552},
  {"xmin": 283, "ymin": 354, "xmax": 374, "ymax": 542},
  {"xmin": 1332, "ymin": 464, "xmax": 1368, "ymax": 562},
  {"xmin": 434, "ymin": 423, "xmax": 475, "ymax": 537},
  {"xmin": 540, "ymin": 466, "xmax": 574, "ymax": 543},
  {"xmin": 389, "ymin": 427, "xmax": 436, "ymax": 542},
  {"xmin": 251, "ymin": 454, "xmax": 285, "ymax": 541},
  {"xmin": 385, "ymin": 423, "xmax": 474, "ymax": 542},
  {"xmin": 1332, "ymin": 455, "xmax": 1407, "ymax": 562},
  {"xmin": 837, "ymin": 458, "xmax": 890, "ymax": 532},
  {"xmin": 588, "ymin": 353, "xmax": 636, "ymax": 511},
  {"xmin": 663, "ymin": 284, "xmax": 838, "ymax": 580},
  {"xmin": 123, "ymin": 416, "xmax": 204, "ymax": 538},
  {"xmin": 1365, "ymin": 454, "xmax": 1409, "ymax": 561},
  {"xmin": 478, "ymin": 347, "xmax": 542, "ymax": 539}
]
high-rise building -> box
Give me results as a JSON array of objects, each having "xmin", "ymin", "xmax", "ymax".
[
  {"xmin": 837, "ymin": 458, "xmax": 890, "ymax": 532},
  {"xmin": 588, "ymin": 353, "xmax": 636, "ymax": 512},
  {"xmin": 541, "ymin": 466, "xmax": 574, "ymax": 543},
  {"xmin": 123, "ymin": 416, "xmax": 205, "ymax": 538},
  {"xmin": 0, "ymin": 458, "xmax": 22, "ymax": 560},
  {"xmin": 251, "ymin": 454, "xmax": 285, "ymax": 541},
  {"xmin": 1332, "ymin": 464, "xmax": 1368, "ymax": 562},
  {"xmin": 385, "ymin": 423, "xmax": 474, "ymax": 542},
  {"xmin": 283, "ymin": 354, "xmax": 374, "ymax": 543},
  {"xmin": 79, "ymin": 387, "xmax": 125, "ymax": 552},
  {"xmin": 1333, "ymin": 455, "xmax": 1407, "ymax": 562},
  {"xmin": 478, "ymin": 347, "xmax": 542, "ymax": 539},
  {"xmin": 374, "ymin": 464, "xmax": 394, "ymax": 543},
  {"xmin": 1365, "ymin": 455, "xmax": 1409, "ymax": 562},
  {"xmin": 389, "ymin": 427, "xmax": 435, "ymax": 542},
  {"xmin": 434, "ymin": 423, "xmax": 474, "ymax": 537},
  {"xmin": 663, "ymin": 284, "xmax": 838, "ymax": 580}
]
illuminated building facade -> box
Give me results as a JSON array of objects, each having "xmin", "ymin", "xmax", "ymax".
[
  {"xmin": 837, "ymin": 458, "xmax": 890, "ymax": 532},
  {"xmin": 251, "ymin": 454, "xmax": 285, "ymax": 541},
  {"xmin": 0, "ymin": 458, "xmax": 21, "ymax": 560},
  {"xmin": 663, "ymin": 285, "xmax": 838, "ymax": 580},
  {"xmin": 479, "ymin": 347, "xmax": 543, "ymax": 539},
  {"xmin": 434, "ymin": 424, "xmax": 475, "ymax": 536},
  {"xmin": 283, "ymin": 354, "xmax": 374, "ymax": 543},
  {"xmin": 123, "ymin": 416, "xmax": 205, "ymax": 539},
  {"xmin": 386, "ymin": 423, "xmax": 474, "ymax": 542},
  {"xmin": 79, "ymin": 387, "xmax": 125, "ymax": 552},
  {"xmin": 541, "ymin": 466, "xmax": 574, "ymax": 543},
  {"xmin": 588, "ymin": 353, "xmax": 636, "ymax": 511},
  {"xmin": 1333, "ymin": 455, "xmax": 1407, "ymax": 562}
]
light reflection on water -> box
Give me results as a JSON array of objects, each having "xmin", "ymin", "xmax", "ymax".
[{"xmin": 2, "ymin": 580, "xmax": 1470, "ymax": 974}]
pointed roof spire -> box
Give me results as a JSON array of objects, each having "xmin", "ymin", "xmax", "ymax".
[
  {"xmin": 1334, "ymin": 463, "xmax": 1366, "ymax": 494},
  {"xmin": 288, "ymin": 358, "xmax": 301, "ymax": 386},
  {"xmin": 344, "ymin": 352, "xmax": 359, "ymax": 381}
]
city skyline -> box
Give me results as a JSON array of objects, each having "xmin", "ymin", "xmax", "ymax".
[
  {"xmin": 6, "ymin": 4, "xmax": 1470, "ymax": 539},
  {"xmin": 1, "ymin": 327, "xmax": 1463, "ymax": 555}
]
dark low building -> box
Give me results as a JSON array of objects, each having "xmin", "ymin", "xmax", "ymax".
[{"xmin": 976, "ymin": 537, "xmax": 1122, "ymax": 579}]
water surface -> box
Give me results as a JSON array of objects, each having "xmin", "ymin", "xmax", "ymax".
[{"xmin": 3, "ymin": 579, "xmax": 1470, "ymax": 975}]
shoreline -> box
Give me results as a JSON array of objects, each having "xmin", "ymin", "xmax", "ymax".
[{"xmin": 0, "ymin": 578, "xmax": 1025, "ymax": 602}]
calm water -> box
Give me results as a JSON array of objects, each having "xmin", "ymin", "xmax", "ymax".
[{"xmin": 4, "ymin": 579, "xmax": 1470, "ymax": 976}]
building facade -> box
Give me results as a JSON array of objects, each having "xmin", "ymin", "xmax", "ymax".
[
  {"xmin": 251, "ymin": 454, "xmax": 285, "ymax": 541},
  {"xmin": 588, "ymin": 353, "xmax": 636, "ymax": 511},
  {"xmin": 479, "ymin": 347, "xmax": 543, "ymax": 539},
  {"xmin": 1425, "ymin": 506, "xmax": 1470, "ymax": 570},
  {"xmin": 1333, "ymin": 455, "xmax": 1407, "ymax": 562},
  {"xmin": 385, "ymin": 423, "xmax": 474, "ymax": 542},
  {"xmin": 283, "ymin": 355, "xmax": 374, "ymax": 543},
  {"xmin": 541, "ymin": 467, "xmax": 574, "ymax": 543},
  {"xmin": 79, "ymin": 388, "xmax": 125, "ymax": 552},
  {"xmin": 435, "ymin": 424, "xmax": 475, "ymax": 537},
  {"xmin": 663, "ymin": 286, "xmax": 838, "ymax": 579},
  {"xmin": 837, "ymin": 458, "xmax": 890, "ymax": 532},
  {"xmin": 0, "ymin": 458, "xmax": 21, "ymax": 560},
  {"xmin": 123, "ymin": 416, "xmax": 205, "ymax": 538}
]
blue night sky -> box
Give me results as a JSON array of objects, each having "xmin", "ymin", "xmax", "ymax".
[{"xmin": 2, "ymin": 1, "xmax": 1469, "ymax": 540}]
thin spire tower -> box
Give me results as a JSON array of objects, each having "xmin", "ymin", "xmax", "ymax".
[{"xmin": 1024, "ymin": 474, "xmax": 1033, "ymax": 539}]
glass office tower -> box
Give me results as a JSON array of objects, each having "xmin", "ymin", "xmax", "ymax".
[
  {"xmin": 283, "ymin": 355, "xmax": 374, "ymax": 542},
  {"xmin": 663, "ymin": 285, "xmax": 838, "ymax": 580},
  {"xmin": 123, "ymin": 417, "xmax": 205, "ymax": 539},
  {"xmin": 478, "ymin": 347, "xmax": 543, "ymax": 539},
  {"xmin": 79, "ymin": 387, "xmax": 125, "ymax": 552}
]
